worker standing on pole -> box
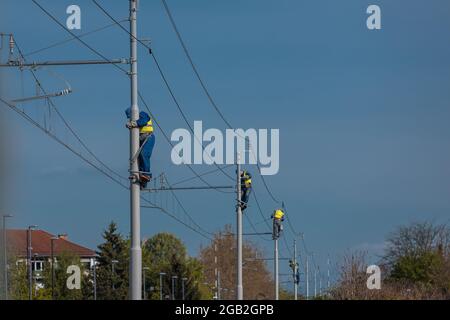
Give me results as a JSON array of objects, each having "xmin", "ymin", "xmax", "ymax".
[
  {"xmin": 239, "ymin": 170, "xmax": 252, "ymax": 211},
  {"xmin": 289, "ymin": 254, "xmax": 299, "ymax": 300},
  {"xmin": 271, "ymin": 209, "xmax": 285, "ymax": 240},
  {"xmin": 125, "ymin": 107, "xmax": 155, "ymax": 189}
]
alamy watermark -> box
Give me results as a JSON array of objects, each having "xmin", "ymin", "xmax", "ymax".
[
  {"xmin": 170, "ymin": 121, "xmax": 280, "ymax": 175},
  {"xmin": 366, "ymin": 265, "xmax": 381, "ymax": 290},
  {"xmin": 66, "ymin": 5, "xmax": 81, "ymax": 30}
]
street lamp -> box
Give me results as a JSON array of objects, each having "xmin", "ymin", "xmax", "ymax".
[
  {"xmin": 171, "ymin": 275, "xmax": 178, "ymax": 301},
  {"xmin": 143, "ymin": 267, "xmax": 150, "ymax": 300},
  {"xmin": 2, "ymin": 214, "xmax": 12, "ymax": 300},
  {"xmin": 27, "ymin": 225, "xmax": 37, "ymax": 300},
  {"xmin": 111, "ymin": 259, "xmax": 119, "ymax": 290},
  {"xmin": 159, "ymin": 272, "xmax": 166, "ymax": 301},
  {"xmin": 182, "ymin": 277, "xmax": 188, "ymax": 301},
  {"xmin": 50, "ymin": 236, "xmax": 59, "ymax": 300}
]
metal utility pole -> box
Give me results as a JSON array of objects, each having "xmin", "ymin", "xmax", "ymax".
[
  {"xmin": 314, "ymin": 266, "xmax": 317, "ymax": 298},
  {"xmin": 214, "ymin": 241, "xmax": 218, "ymax": 300},
  {"xmin": 272, "ymin": 211, "xmax": 283, "ymax": 301},
  {"xmin": 159, "ymin": 272, "xmax": 166, "ymax": 300},
  {"xmin": 2, "ymin": 214, "xmax": 12, "ymax": 300},
  {"xmin": 293, "ymin": 240, "xmax": 298, "ymax": 300},
  {"xmin": 50, "ymin": 236, "xmax": 58, "ymax": 300},
  {"xmin": 172, "ymin": 275, "xmax": 178, "ymax": 300},
  {"xmin": 27, "ymin": 225, "xmax": 36, "ymax": 301},
  {"xmin": 327, "ymin": 256, "xmax": 331, "ymax": 290},
  {"xmin": 274, "ymin": 234, "xmax": 279, "ymax": 300},
  {"xmin": 319, "ymin": 274, "xmax": 322, "ymax": 296},
  {"xmin": 306, "ymin": 254, "xmax": 309, "ymax": 300},
  {"xmin": 236, "ymin": 152, "xmax": 243, "ymax": 300},
  {"xmin": 143, "ymin": 267, "xmax": 149, "ymax": 300},
  {"xmin": 182, "ymin": 278, "xmax": 187, "ymax": 300},
  {"xmin": 217, "ymin": 270, "xmax": 221, "ymax": 300},
  {"xmin": 128, "ymin": 0, "xmax": 142, "ymax": 301},
  {"xmin": 111, "ymin": 259, "xmax": 118, "ymax": 290}
]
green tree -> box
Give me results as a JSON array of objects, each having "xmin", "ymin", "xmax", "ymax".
[
  {"xmin": 143, "ymin": 233, "xmax": 208, "ymax": 300},
  {"xmin": 385, "ymin": 221, "xmax": 450, "ymax": 295},
  {"xmin": 390, "ymin": 251, "xmax": 444, "ymax": 284},
  {"xmin": 96, "ymin": 222, "xmax": 129, "ymax": 300},
  {"xmin": 8, "ymin": 258, "xmax": 28, "ymax": 300}
]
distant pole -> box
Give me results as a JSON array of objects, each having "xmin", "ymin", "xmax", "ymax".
[
  {"xmin": 306, "ymin": 254, "xmax": 309, "ymax": 300},
  {"xmin": 27, "ymin": 225, "xmax": 36, "ymax": 301},
  {"xmin": 159, "ymin": 272, "xmax": 166, "ymax": 300},
  {"xmin": 111, "ymin": 259, "xmax": 118, "ymax": 290},
  {"xmin": 50, "ymin": 236, "xmax": 58, "ymax": 300},
  {"xmin": 236, "ymin": 152, "xmax": 243, "ymax": 300},
  {"xmin": 319, "ymin": 274, "xmax": 322, "ymax": 296},
  {"xmin": 217, "ymin": 270, "xmax": 221, "ymax": 300},
  {"xmin": 293, "ymin": 239, "xmax": 298, "ymax": 301},
  {"xmin": 327, "ymin": 257, "xmax": 331, "ymax": 290},
  {"xmin": 2, "ymin": 214, "xmax": 12, "ymax": 300},
  {"xmin": 143, "ymin": 267, "xmax": 149, "ymax": 300},
  {"xmin": 314, "ymin": 266, "xmax": 317, "ymax": 298},
  {"xmin": 128, "ymin": 0, "xmax": 142, "ymax": 301},
  {"xmin": 214, "ymin": 241, "xmax": 218, "ymax": 300},
  {"xmin": 172, "ymin": 275, "xmax": 178, "ymax": 300},
  {"xmin": 182, "ymin": 278, "xmax": 187, "ymax": 300}
]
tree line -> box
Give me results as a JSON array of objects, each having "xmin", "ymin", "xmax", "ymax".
[
  {"xmin": 6, "ymin": 222, "xmax": 284, "ymax": 300},
  {"xmin": 330, "ymin": 221, "xmax": 450, "ymax": 300}
]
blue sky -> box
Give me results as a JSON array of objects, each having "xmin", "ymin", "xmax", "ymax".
[{"xmin": 1, "ymin": 0, "xmax": 450, "ymax": 294}]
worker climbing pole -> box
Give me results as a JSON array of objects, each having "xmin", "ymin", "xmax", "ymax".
[
  {"xmin": 125, "ymin": 107, "xmax": 155, "ymax": 189},
  {"xmin": 272, "ymin": 208, "xmax": 285, "ymax": 300},
  {"xmin": 239, "ymin": 170, "xmax": 252, "ymax": 211}
]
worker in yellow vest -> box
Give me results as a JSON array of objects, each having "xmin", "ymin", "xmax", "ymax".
[
  {"xmin": 240, "ymin": 171, "xmax": 252, "ymax": 211},
  {"xmin": 271, "ymin": 209, "xmax": 285, "ymax": 240},
  {"xmin": 125, "ymin": 108, "xmax": 156, "ymax": 188}
]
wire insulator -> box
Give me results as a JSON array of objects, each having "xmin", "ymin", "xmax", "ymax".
[{"xmin": 9, "ymin": 34, "xmax": 14, "ymax": 56}]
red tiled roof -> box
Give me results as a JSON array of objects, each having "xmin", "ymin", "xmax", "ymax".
[{"xmin": 6, "ymin": 229, "xmax": 96, "ymax": 258}]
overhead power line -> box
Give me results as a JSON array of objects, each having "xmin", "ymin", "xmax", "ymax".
[
  {"xmin": 91, "ymin": 0, "xmax": 235, "ymax": 182},
  {"xmin": 7, "ymin": 28, "xmax": 216, "ymax": 243},
  {"xmin": 0, "ymin": 97, "xmax": 128, "ymax": 189},
  {"xmin": 23, "ymin": 18, "xmax": 129, "ymax": 57},
  {"xmin": 138, "ymin": 93, "xmax": 233, "ymax": 194},
  {"xmin": 90, "ymin": 1, "xmax": 275, "ymax": 244},
  {"xmin": 32, "ymin": 0, "xmax": 234, "ymax": 193},
  {"xmin": 1, "ymin": 95, "xmax": 213, "ymax": 241},
  {"xmin": 171, "ymin": 164, "xmax": 234, "ymax": 187},
  {"xmin": 160, "ymin": 0, "xmax": 233, "ymax": 129},
  {"xmin": 160, "ymin": 0, "xmax": 282, "ymax": 204},
  {"xmin": 13, "ymin": 38, "xmax": 128, "ymax": 183},
  {"xmin": 32, "ymin": 0, "xmax": 129, "ymax": 75}
]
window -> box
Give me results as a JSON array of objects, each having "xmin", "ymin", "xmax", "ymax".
[{"xmin": 32, "ymin": 261, "xmax": 44, "ymax": 272}]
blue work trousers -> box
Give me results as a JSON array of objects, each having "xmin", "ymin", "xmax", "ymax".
[{"xmin": 139, "ymin": 133, "xmax": 155, "ymax": 178}]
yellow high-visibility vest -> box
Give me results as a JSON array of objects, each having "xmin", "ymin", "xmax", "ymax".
[
  {"xmin": 140, "ymin": 119, "xmax": 154, "ymax": 134},
  {"xmin": 244, "ymin": 178, "xmax": 252, "ymax": 188},
  {"xmin": 274, "ymin": 209, "xmax": 284, "ymax": 220}
]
